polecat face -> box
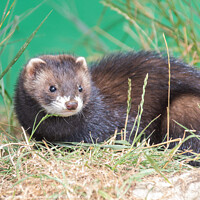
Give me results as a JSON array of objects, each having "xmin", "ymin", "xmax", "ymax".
[{"xmin": 22, "ymin": 55, "xmax": 91, "ymax": 117}]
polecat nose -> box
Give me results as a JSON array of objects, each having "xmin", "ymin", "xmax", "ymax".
[{"xmin": 65, "ymin": 100, "xmax": 78, "ymax": 110}]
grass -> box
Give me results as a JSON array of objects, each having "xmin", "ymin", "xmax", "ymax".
[
  {"xmin": 0, "ymin": 133, "xmax": 194, "ymax": 199},
  {"xmin": 0, "ymin": 0, "xmax": 200, "ymax": 199}
]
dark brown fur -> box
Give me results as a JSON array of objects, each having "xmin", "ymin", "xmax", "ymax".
[{"xmin": 14, "ymin": 51, "xmax": 200, "ymax": 162}]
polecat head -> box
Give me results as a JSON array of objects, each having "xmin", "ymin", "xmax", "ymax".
[{"xmin": 22, "ymin": 54, "xmax": 91, "ymax": 117}]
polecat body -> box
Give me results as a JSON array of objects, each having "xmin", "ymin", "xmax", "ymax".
[{"xmin": 14, "ymin": 52, "xmax": 200, "ymax": 154}]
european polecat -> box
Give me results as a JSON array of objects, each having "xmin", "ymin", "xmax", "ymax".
[{"xmin": 14, "ymin": 51, "xmax": 200, "ymax": 154}]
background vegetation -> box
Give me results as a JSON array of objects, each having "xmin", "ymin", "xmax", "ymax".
[{"xmin": 0, "ymin": 0, "xmax": 200, "ymax": 199}]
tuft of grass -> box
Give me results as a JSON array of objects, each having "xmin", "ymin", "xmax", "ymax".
[
  {"xmin": 0, "ymin": 135, "xmax": 194, "ymax": 199},
  {"xmin": 100, "ymin": 0, "xmax": 200, "ymax": 65}
]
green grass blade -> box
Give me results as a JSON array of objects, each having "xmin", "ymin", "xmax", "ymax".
[
  {"xmin": 0, "ymin": 85, "xmax": 12, "ymax": 103},
  {"xmin": 0, "ymin": 10, "xmax": 53, "ymax": 80},
  {"xmin": 144, "ymin": 152, "xmax": 171, "ymax": 184}
]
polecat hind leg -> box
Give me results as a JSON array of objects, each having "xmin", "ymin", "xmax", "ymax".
[{"xmin": 161, "ymin": 95, "xmax": 200, "ymax": 153}]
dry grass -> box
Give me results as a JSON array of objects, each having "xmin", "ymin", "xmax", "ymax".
[
  {"xmin": 1, "ymin": 144, "xmax": 136, "ymax": 199},
  {"xmin": 0, "ymin": 140, "xmax": 131, "ymax": 199},
  {"xmin": 0, "ymin": 124, "xmax": 197, "ymax": 199}
]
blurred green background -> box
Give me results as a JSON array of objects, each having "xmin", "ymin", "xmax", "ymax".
[
  {"xmin": 0, "ymin": 0, "xmax": 134, "ymax": 101},
  {"xmin": 1, "ymin": 0, "xmax": 200, "ymax": 105}
]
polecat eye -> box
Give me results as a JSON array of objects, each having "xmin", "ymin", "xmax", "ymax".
[
  {"xmin": 49, "ymin": 86, "xmax": 57, "ymax": 92},
  {"xmin": 78, "ymin": 85, "xmax": 83, "ymax": 92}
]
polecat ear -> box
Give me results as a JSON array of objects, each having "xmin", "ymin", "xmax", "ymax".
[
  {"xmin": 25, "ymin": 58, "xmax": 46, "ymax": 77},
  {"xmin": 76, "ymin": 57, "xmax": 87, "ymax": 70}
]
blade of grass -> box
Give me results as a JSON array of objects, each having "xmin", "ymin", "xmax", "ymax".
[
  {"xmin": 0, "ymin": 10, "xmax": 53, "ymax": 80},
  {"xmin": 144, "ymin": 152, "xmax": 171, "ymax": 184},
  {"xmin": 124, "ymin": 78, "xmax": 132, "ymax": 140},
  {"xmin": 0, "ymin": 0, "xmax": 15, "ymax": 29},
  {"xmin": 0, "ymin": 16, "xmax": 19, "ymax": 47},
  {"xmin": 94, "ymin": 26, "xmax": 132, "ymax": 50},
  {"xmin": 173, "ymin": 120, "xmax": 200, "ymax": 141},
  {"xmin": 131, "ymin": 73, "xmax": 148, "ymax": 148},
  {"xmin": 29, "ymin": 112, "xmax": 52, "ymax": 141},
  {"xmin": 163, "ymin": 33, "xmax": 171, "ymax": 149},
  {"xmin": 0, "ymin": 80, "xmax": 12, "ymax": 103}
]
